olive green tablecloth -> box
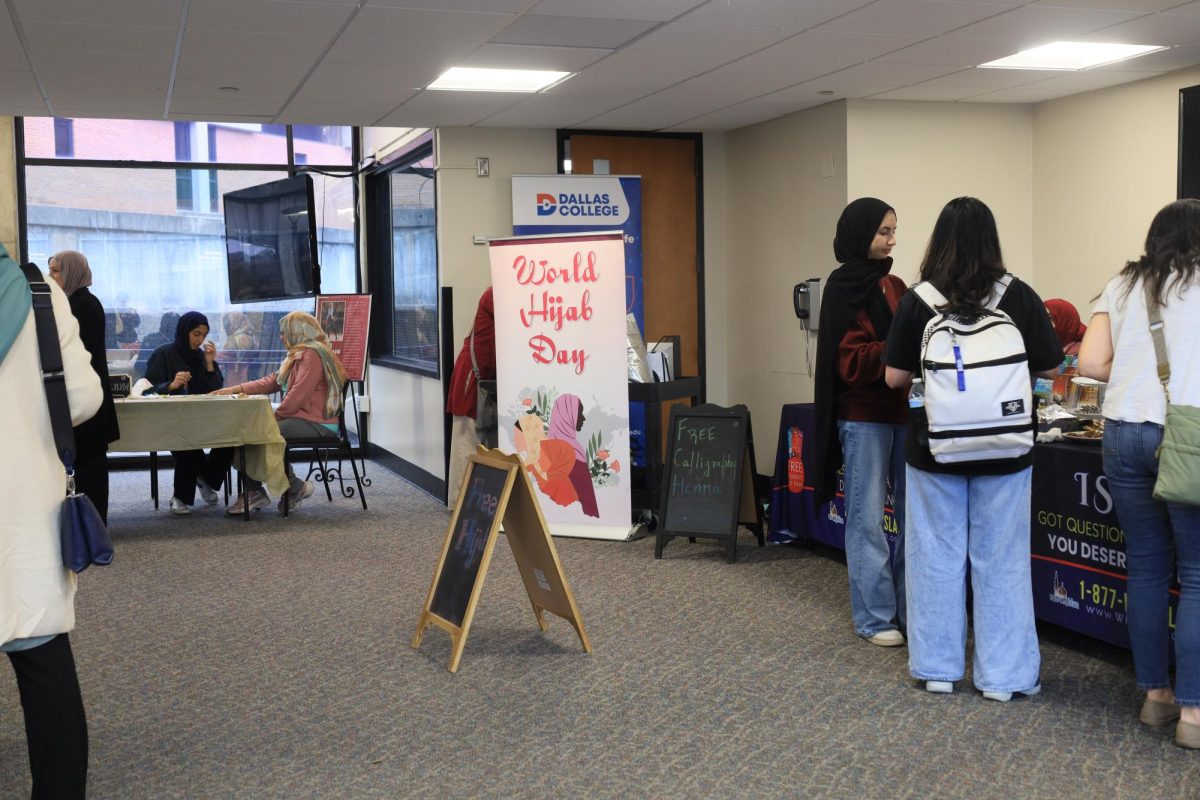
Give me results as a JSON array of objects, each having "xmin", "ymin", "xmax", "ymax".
[{"xmin": 112, "ymin": 396, "xmax": 289, "ymax": 496}]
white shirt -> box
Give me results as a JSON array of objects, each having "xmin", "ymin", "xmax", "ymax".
[
  {"xmin": 0, "ymin": 276, "xmax": 101, "ymax": 646},
  {"xmin": 1094, "ymin": 274, "xmax": 1200, "ymax": 424}
]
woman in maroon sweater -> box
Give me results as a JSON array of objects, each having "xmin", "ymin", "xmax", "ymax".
[
  {"xmin": 215, "ymin": 310, "xmax": 347, "ymax": 514},
  {"xmin": 813, "ymin": 197, "xmax": 910, "ymax": 646}
]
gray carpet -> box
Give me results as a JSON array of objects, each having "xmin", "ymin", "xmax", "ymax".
[{"xmin": 2, "ymin": 462, "xmax": 1198, "ymax": 799}]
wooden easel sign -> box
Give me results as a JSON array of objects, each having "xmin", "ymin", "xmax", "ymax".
[{"xmin": 413, "ymin": 449, "xmax": 591, "ymax": 673}]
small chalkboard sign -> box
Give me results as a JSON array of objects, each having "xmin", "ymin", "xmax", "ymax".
[
  {"xmin": 413, "ymin": 448, "xmax": 591, "ymax": 673},
  {"xmin": 656, "ymin": 404, "xmax": 764, "ymax": 563}
]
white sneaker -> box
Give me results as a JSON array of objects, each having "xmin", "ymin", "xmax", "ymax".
[
  {"xmin": 867, "ymin": 629, "xmax": 906, "ymax": 647},
  {"xmin": 196, "ymin": 477, "xmax": 219, "ymax": 505},
  {"xmin": 226, "ymin": 490, "xmax": 270, "ymax": 515},
  {"xmin": 278, "ymin": 480, "xmax": 314, "ymax": 513},
  {"xmin": 169, "ymin": 497, "xmax": 191, "ymax": 515},
  {"xmin": 982, "ymin": 684, "xmax": 1041, "ymax": 702},
  {"xmin": 926, "ymin": 681, "xmax": 954, "ymax": 694}
]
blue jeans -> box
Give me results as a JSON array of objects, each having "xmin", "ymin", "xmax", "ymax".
[
  {"xmin": 837, "ymin": 420, "xmax": 906, "ymax": 637},
  {"xmin": 905, "ymin": 466, "xmax": 1040, "ymax": 692},
  {"xmin": 1103, "ymin": 419, "xmax": 1200, "ymax": 706}
]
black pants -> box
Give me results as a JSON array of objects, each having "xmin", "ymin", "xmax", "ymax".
[
  {"xmin": 171, "ymin": 447, "xmax": 235, "ymax": 505},
  {"xmin": 6, "ymin": 634, "xmax": 88, "ymax": 799},
  {"xmin": 72, "ymin": 451, "xmax": 110, "ymax": 524}
]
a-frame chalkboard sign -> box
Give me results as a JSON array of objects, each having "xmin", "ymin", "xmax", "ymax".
[
  {"xmin": 655, "ymin": 404, "xmax": 765, "ymax": 563},
  {"xmin": 413, "ymin": 448, "xmax": 591, "ymax": 673}
]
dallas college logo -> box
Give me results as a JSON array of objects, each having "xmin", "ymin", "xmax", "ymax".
[{"xmin": 536, "ymin": 193, "xmax": 557, "ymax": 216}]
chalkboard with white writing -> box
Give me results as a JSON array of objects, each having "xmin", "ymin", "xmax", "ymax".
[{"xmin": 657, "ymin": 404, "xmax": 762, "ymax": 564}]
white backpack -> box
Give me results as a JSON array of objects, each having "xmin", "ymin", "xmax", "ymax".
[{"xmin": 911, "ymin": 275, "xmax": 1034, "ymax": 464}]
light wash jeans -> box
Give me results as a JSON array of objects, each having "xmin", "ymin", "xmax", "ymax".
[
  {"xmin": 1103, "ymin": 419, "xmax": 1200, "ymax": 706},
  {"xmin": 905, "ymin": 465, "xmax": 1040, "ymax": 693},
  {"xmin": 837, "ymin": 420, "xmax": 906, "ymax": 638}
]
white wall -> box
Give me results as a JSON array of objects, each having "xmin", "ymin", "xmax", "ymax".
[
  {"xmin": 1033, "ymin": 66, "xmax": 1200, "ymax": 314},
  {"xmin": 846, "ymin": 99, "xmax": 1034, "ymax": 287},
  {"xmin": 364, "ymin": 126, "xmax": 556, "ymax": 484},
  {"xmin": 722, "ymin": 100, "xmax": 848, "ymax": 447}
]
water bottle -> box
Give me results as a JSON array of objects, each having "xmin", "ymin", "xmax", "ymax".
[{"xmin": 908, "ymin": 378, "xmax": 925, "ymax": 409}]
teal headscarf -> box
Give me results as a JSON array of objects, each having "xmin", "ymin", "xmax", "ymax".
[{"xmin": 0, "ymin": 243, "xmax": 31, "ymax": 366}]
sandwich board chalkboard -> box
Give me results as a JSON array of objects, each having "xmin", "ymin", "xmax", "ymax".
[
  {"xmin": 655, "ymin": 404, "xmax": 765, "ymax": 563},
  {"xmin": 413, "ymin": 448, "xmax": 591, "ymax": 673}
]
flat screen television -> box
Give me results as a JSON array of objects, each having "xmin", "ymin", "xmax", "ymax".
[{"xmin": 224, "ymin": 174, "xmax": 320, "ymax": 304}]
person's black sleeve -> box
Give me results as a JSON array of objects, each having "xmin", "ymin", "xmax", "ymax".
[
  {"xmin": 884, "ymin": 292, "xmax": 921, "ymax": 372},
  {"xmin": 144, "ymin": 347, "xmax": 174, "ymax": 395},
  {"xmin": 200, "ymin": 363, "xmax": 224, "ymax": 393},
  {"xmin": 71, "ymin": 295, "xmax": 107, "ymax": 380},
  {"xmin": 1017, "ymin": 282, "xmax": 1063, "ymax": 372}
]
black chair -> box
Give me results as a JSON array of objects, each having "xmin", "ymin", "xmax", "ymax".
[{"xmin": 281, "ymin": 384, "xmax": 367, "ymax": 516}]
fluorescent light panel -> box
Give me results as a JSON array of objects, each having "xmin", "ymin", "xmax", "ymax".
[
  {"xmin": 979, "ymin": 41, "xmax": 1165, "ymax": 71},
  {"xmin": 428, "ymin": 67, "xmax": 570, "ymax": 92}
]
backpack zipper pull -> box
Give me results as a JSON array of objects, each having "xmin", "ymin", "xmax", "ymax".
[{"xmin": 952, "ymin": 332, "xmax": 966, "ymax": 392}]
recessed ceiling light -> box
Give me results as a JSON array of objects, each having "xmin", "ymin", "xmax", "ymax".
[
  {"xmin": 979, "ymin": 41, "xmax": 1165, "ymax": 71},
  {"xmin": 427, "ymin": 67, "xmax": 571, "ymax": 93}
]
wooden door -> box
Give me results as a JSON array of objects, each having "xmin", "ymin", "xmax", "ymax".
[{"xmin": 565, "ymin": 134, "xmax": 702, "ymax": 460}]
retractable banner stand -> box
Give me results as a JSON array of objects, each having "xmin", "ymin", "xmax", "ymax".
[
  {"xmin": 512, "ymin": 174, "xmax": 647, "ymax": 468},
  {"xmin": 488, "ymin": 231, "xmax": 632, "ymax": 541}
]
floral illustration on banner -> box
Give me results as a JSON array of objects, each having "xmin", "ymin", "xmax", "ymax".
[{"xmin": 510, "ymin": 386, "xmax": 620, "ymax": 519}]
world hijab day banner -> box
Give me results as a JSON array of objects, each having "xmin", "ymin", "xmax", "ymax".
[{"xmin": 489, "ymin": 231, "xmax": 632, "ymax": 541}]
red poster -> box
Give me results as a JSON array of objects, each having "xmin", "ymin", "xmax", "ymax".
[{"xmin": 316, "ymin": 294, "xmax": 372, "ymax": 382}]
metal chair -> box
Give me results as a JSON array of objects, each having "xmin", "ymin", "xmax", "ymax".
[{"xmin": 281, "ymin": 384, "xmax": 367, "ymax": 515}]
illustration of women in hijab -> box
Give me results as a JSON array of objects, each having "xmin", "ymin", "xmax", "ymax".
[
  {"xmin": 548, "ymin": 393, "xmax": 599, "ymax": 518},
  {"xmin": 515, "ymin": 413, "xmax": 577, "ymax": 509},
  {"xmin": 221, "ymin": 310, "xmax": 257, "ymax": 385}
]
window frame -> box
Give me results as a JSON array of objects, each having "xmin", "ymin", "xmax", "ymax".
[{"xmin": 366, "ymin": 140, "xmax": 440, "ymax": 378}]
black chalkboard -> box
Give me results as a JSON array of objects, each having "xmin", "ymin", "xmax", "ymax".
[
  {"xmin": 430, "ymin": 462, "xmax": 510, "ymax": 627},
  {"xmin": 660, "ymin": 404, "xmax": 750, "ymax": 536}
]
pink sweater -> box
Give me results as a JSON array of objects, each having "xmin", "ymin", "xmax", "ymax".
[{"xmin": 241, "ymin": 348, "xmax": 338, "ymax": 425}]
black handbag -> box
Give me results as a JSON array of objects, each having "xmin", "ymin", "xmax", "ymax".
[
  {"xmin": 21, "ymin": 263, "xmax": 114, "ymax": 573},
  {"xmin": 470, "ymin": 325, "xmax": 498, "ymax": 448}
]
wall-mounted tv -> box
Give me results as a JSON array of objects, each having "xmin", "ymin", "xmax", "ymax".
[{"xmin": 224, "ymin": 174, "xmax": 320, "ymax": 304}]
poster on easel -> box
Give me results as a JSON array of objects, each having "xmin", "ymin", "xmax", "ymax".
[
  {"xmin": 316, "ymin": 294, "xmax": 371, "ymax": 381},
  {"xmin": 511, "ymin": 174, "xmax": 648, "ymax": 468},
  {"xmin": 413, "ymin": 449, "xmax": 591, "ymax": 673},
  {"xmin": 488, "ymin": 230, "xmax": 632, "ymax": 541}
]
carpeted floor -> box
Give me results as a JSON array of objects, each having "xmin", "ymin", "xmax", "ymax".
[{"xmin": 1, "ymin": 461, "xmax": 1197, "ymax": 799}]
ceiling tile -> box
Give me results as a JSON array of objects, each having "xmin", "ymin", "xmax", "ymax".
[
  {"xmin": 182, "ymin": 29, "xmax": 330, "ymax": 63},
  {"xmin": 51, "ymin": 93, "xmax": 167, "ymax": 113},
  {"xmin": 945, "ymin": 5, "xmax": 1144, "ymax": 47},
  {"xmin": 577, "ymin": 105, "xmax": 696, "ymax": 130},
  {"xmin": 1030, "ymin": 0, "xmax": 1185, "ymax": 10},
  {"xmin": 13, "ymin": 0, "xmax": 183, "ymax": 27},
  {"xmin": 174, "ymin": 56, "xmax": 308, "ymax": 90},
  {"xmin": 166, "ymin": 111, "xmax": 277, "ymax": 123},
  {"xmin": 970, "ymin": 68, "xmax": 1155, "ymax": 102},
  {"xmin": 678, "ymin": 0, "xmax": 876, "ymax": 30},
  {"xmin": 31, "ymin": 51, "xmax": 172, "ymax": 78},
  {"xmin": 870, "ymin": 83, "xmax": 997, "ymax": 100},
  {"xmin": 813, "ymin": 60, "xmax": 966, "ymax": 86},
  {"xmin": 459, "ymin": 43, "xmax": 612, "ymax": 71},
  {"xmin": 186, "ymin": 0, "xmax": 355, "ymax": 35},
  {"xmin": 766, "ymin": 30, "xmax": 924, "ymax": 63},
  {"xmin": 879, "ymin": 36, "xmax": 1029, "ymax": 66},
  {"xmin": 668, "ymin": 99, "xmax": 823, "ymax": 132},
  {"xmin": 818, "ymin": 0, "xmax": 1015, "ymax": 38},
  {"xmin": 914, "ymin": 66, "xmax": 1059, "ymax": 89},
  {"xmin": 0, "ymin": 69, "xmax": 39, "ymax": 94},
  {"xmin": 1077, "ymin": 12, "xmax": 1200, "ymax": 47},
  {"xmin": 344, "ymin": 7, "xmax": 515, "ymax": 43},
  {"xmin": 168, "ymin": 97, "xmax": 284, "ymax": 117},
  {"xmin": 488, "ymin": 15, "xmax": 657, "ymax": 48},
  {"xmin": 1090, "ymin": 40, "xmax": 1200, "ymax": 71},
  {"xmin": 40, "ymin": 71, "xmax": 166, "ymax": 97},
  {"xmin": 367, "ymin": 0, "xmax": 533, "ymax": 10},
  {"xmin": 22, "ymin": 21, "xmax": 178, "ymax": 55},
  {"xmin": 528, "ymin": 0, "xmax": 706, "ymax": 21},
  {"xmin": 375, "ymin": 88, "xmax": 523, "ymax": 126},
  {"xmin": 621, "ymin": 21, "xmax": 793, "ymax": 55},
  {"xmin": 323, "ymin": 37, "xmax": 476, "ymax": 70},
  {"xmin": 172, "ymin": 72, "xmax": 297, "ymax": 102},
  {"xmin": 293, "ymin": 62, "xmax": 423, "ymax": 104}
]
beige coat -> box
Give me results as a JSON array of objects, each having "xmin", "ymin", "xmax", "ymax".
[{"xmin": 1, "ymin": 275, "xmax": 102, "ymax": 646}]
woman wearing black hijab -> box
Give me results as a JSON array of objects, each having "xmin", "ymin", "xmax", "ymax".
[
  {"xmin": 812, "ymin": 197, "xmax": 910, "ymax": 647},
  {"xmin": 144, "ymin": 311, "xmax": 234, "ymax": 514}
]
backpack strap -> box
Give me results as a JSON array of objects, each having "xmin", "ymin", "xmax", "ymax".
[
  {"xmin": 911, "ymin": 281, "xmax": 947, "ymax": 314},
  {"xmin": 986, "ymin": 274, "xmax": 1014, "ymax": 311}
]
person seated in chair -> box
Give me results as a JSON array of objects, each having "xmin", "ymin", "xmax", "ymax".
[
  {"xmin": 144, "ymin": 311, "xmax": 234, "ymax": 514},
  {"xmin": 215, "ymin": 310, "xmax": 347, "ymax": 514}
]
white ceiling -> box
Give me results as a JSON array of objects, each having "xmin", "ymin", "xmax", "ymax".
[{"xmin": 6, "ymin": 0, "xmax": 1200, "ymax": 132}]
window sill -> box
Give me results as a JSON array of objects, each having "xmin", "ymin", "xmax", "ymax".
[{"xmin": 370, "ymin": 355, "xmax": 439, "ymax": 379}]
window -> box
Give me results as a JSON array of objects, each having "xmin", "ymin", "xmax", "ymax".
[
  {"xmin": 368, "ymin": 143, "xmax": 437, "ymax": 376},
  {"xmin": 19, "ymin": 118, "xmax": 360, "ymax": 389},
  {"xmin": 53, "ymin": 118, "xmax": 72, "ymax": 157}
]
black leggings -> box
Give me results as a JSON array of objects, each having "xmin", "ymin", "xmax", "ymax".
[
  {"xmin": 7, "ymin": 634, "xmax": 88, "ymax": 799},
  {"xmin": 170, "ymin": 447, "xmax": 235, "ymax": 505}
]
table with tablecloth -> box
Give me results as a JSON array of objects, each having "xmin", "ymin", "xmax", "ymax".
[
  {"xmin": 112, "ymin": 395, "xmax": 290, "ymax": 498},
  {"xmin": 768, "ymin": 403, "xmax": 1179, "ymax": 648}
]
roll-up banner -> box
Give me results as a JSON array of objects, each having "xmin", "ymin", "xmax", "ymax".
[
  {"xmin": 512, "ymin": 174, "xmax": 647, "ymax": 467},
  {"xmin": 488, "ymin": 231, "xmax": 633, "ymax": 541}
]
